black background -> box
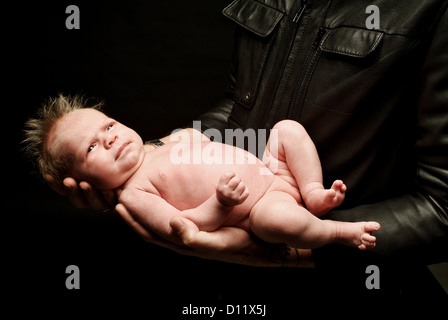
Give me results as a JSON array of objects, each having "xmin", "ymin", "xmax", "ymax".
[{"xmin": 7, "ymin": 0, "xmax": 446, "ymax": 317}]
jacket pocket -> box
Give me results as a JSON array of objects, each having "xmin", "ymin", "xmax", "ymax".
[
  {"xmin": 303, "ymin": 27, "xmax": 383, "ymax": 115},
  {"xmin": 223, "ymin": 0, "xmax": 285, "ymax": 109},
  {"xmin": 320, "ymin": 27, "xmax": 383, "ymax": 58}
]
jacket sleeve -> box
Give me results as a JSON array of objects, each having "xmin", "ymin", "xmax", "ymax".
[
  {"xmin": 194, "ymin": 29, "xmax": 237, "ymax": 137},
  {"xmin": 196, "ymin": 98, "xmax": 234, "ymax": 137},
  {"xmin": 313, "ymin": 8, "xmax": 448, "ymax": 268}
]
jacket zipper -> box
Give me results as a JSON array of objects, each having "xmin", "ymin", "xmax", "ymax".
[
  {"xmin": 293, "ymin": 0, "xmax": 308, "ymax": 23},
  {"xmin": 264, "ymin": 0, "xmax": 309, "ymax": 129},
  {"xmin": 287, "ymin": 26, "xmax": 326, "ymax": 120}
]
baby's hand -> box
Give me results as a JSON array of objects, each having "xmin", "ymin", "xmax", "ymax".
[{"xmin": 216, "ymin": 171, "xmax": 249, "ymax": 206}]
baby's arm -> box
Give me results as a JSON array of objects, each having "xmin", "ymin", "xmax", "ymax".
[
  {"xmin": 119, "ymin": 172, "xmax": 248, "ymax": 237},
  {"xmin": 182, "ymin": 171, "xmax": 248, "ymax": 230},
  {"xmin": 119, "ymin": 188, "xmax": 182, "ymax": 237}
]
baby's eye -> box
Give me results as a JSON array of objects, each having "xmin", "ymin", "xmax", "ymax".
[
  {"xmin": 87, "ymin": 144, "xmax": 96, "ymax": 153},
  {"xmin": 106, "ymin": 124, "xmax": 114, "ymax": 131}
]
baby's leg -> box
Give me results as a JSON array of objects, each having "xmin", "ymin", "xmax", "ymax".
[
  {"xmin": 250, "ymin": 191, "xmax": 380, "ymax": 249},
  {"xmin": 264, "ymin": 120, "xmax": 345, "ymax": 216},
  {"xmin": 303, "ymin": 180, "xmax": 347, "ymax": 217}
]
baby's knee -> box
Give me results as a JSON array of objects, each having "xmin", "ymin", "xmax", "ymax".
[{"xmin": 250, "ymin": 200, "xmax": 291, "ymax": 230}]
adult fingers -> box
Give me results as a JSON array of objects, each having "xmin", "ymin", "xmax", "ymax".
[
  {"xmin": 101, "ymin": 189, "xmax": 117, "ymax": 207},
  {"xmin": 79, "ymin": 181, "xmax": 110, "ymax": 211},
  {"xmin": 115, "ymin": 203, "xmax": 189, "ymax": 251},
  {"xmin": 169, "ymin": 217, "xmax": 200, "ymax": 247},
  {"xmin": 46, "ymin": 174, "xmax": 69, "ymax": 196},
  {"xmin": 63, "ymin": 178, "xmax": 90, "ymax": 208},
  {"xmin": 170, "ymin": 217, "xmax": 249, "ymax": 254},
  {"xmin": 46, "ymin": 176, "xmax": 89, "ymax": 208},
  {"xmin": 115, "ymin": 203, "xmax": 153, "ymax": 240}
]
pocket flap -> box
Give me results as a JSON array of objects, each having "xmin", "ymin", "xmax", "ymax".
[
  {"xmin": 223, "ymin": 0, "xmax": 284, "ymax": 37},
  {"xmin": 320, "ymin": 27, "xmax": 383, "ymax": 58}
]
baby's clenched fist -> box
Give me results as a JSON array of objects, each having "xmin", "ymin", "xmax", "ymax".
[{"xmin": 216, "ymin": 171, "xmax": 249, "ymax": 206}]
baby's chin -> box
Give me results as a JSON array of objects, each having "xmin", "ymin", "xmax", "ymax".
[{"xmin": 79, "ymin": 144, "xmax": 145, "ymax": 190}]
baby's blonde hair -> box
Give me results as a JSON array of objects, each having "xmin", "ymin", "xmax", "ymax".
[{"xmin": 23, "ymin": 94, "xmax": 103, "ymax": 185}]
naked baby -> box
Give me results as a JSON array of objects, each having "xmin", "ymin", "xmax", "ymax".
[{"xmin": 24, "ymin": 96, "xmax": 380, "ymax": 250}]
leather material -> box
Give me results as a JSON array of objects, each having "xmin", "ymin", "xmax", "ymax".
[
  {"xmin": 319, "ymin": 27, "xmax": 383, "ymax": 58},
  {"xmin": 222, "ymin": 0, "xmax": 285, "ymax": 37},
  {"xmin": 201, "ymin": 0, "xmax": 448, "ymax": 266}
]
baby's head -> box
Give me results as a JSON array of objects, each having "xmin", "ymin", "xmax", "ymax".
[{"xmin": 24, "ymin": 94, "xmax": 145, "ymax": 190}]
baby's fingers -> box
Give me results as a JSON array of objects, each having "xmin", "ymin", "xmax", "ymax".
[
  {"xmin": 240, "ymin": 186, "xmax": 250, "ymax": 202},
  {"xmin": 227, "ymin": 175, "xmax": 243, "ymax": 190},
  {"xmin": 218, "ymin": 171, "xmax": 236, "ymax": 186}
]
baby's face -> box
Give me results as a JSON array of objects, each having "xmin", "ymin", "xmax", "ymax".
[{"xmin": 48, "ymin": 108, "xmax": 145, "ymax": 189}]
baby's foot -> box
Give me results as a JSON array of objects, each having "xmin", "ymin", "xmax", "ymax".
[
  {"xmin": 216, "ymin": 171, "xmax": 249, "ymax": 206},
  {"xmin": 304, "ymin": 180, "xmax": 347, "ymax": 217},
  {"xmin": 336, "ymin": 221, "xmax": 381, "ymax": 250}
]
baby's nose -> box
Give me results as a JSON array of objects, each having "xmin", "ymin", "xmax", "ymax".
[{"xmin": 105, "ymin": 135, "xmax": 118, "ymax": 148}]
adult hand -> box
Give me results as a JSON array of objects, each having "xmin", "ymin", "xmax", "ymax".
[
  {"xmin": 115, "ymin": 203, "xmax": 315, "ymax": 268},
  {"xmin": 46, "ymin": 174, "xmax": 115, "ymax": 211}
]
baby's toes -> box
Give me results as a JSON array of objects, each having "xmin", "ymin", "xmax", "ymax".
[
  {"xmin": 361, "ymin": 233, "xmax": 376, "ymax": 249},
  {"xmin": 358, "ymin": 244, "xmax": 367, "ymax": 250},
  {"xmin": 331, "ymin": 180, "xmax": 347, "ymax": 193},
  {"xmin": 365, "ymin": 222, "xmax": 381, "ymax": 232},
  {"xmin": 324, "ymin": 188, "xmax": 337, "ymax": 202},
  {"xmin": 332, "ymin": 180, "xmax": 343, "ymax": 189},
  {"xmin": 325, "ymin": 187, "xmax": 344, "ymax": 206}
]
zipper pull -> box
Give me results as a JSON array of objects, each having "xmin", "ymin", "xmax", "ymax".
[
  {"xmin": 293, "ymin": 1, "xmax": 307, "ymax": 23},
  {"xmin": 312, "ymin": 27, "xmax": 326, "ymax": 50}
]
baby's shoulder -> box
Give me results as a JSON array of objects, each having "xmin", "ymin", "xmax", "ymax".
[
  {"xmin": 118, "ymin": 179, "xmax": 161, "ymax": 204},
  {"xmin": 122, "ymin": 171, "xmax": 159, "ymax": 194}
]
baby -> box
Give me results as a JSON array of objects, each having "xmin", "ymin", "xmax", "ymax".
[{"xmin": 24, "ymin": 95, "xmax": 380, "ymax": 250}]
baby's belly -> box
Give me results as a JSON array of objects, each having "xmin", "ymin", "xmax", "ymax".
[
  {"xmin": 154, "ymin": 142, "xmax": 275, "ymax": 206},
  {"xmin": 148, "ymin": 141, "xmax": 301, "ymax": 229}
]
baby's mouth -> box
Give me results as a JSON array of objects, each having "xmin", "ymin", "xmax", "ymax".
[{"xmin": 115, "ymin": 142, "xmax": 130, "ymax": 160}]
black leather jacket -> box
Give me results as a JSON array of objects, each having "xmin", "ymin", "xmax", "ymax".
[{"xmin": 198, "ymin": 0, "xmax": 448, "ymax": 267}]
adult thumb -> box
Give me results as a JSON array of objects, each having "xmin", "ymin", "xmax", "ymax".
[{"xmin": 169, "ymin": 217, "xmax": 199, "ymax": 246}]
